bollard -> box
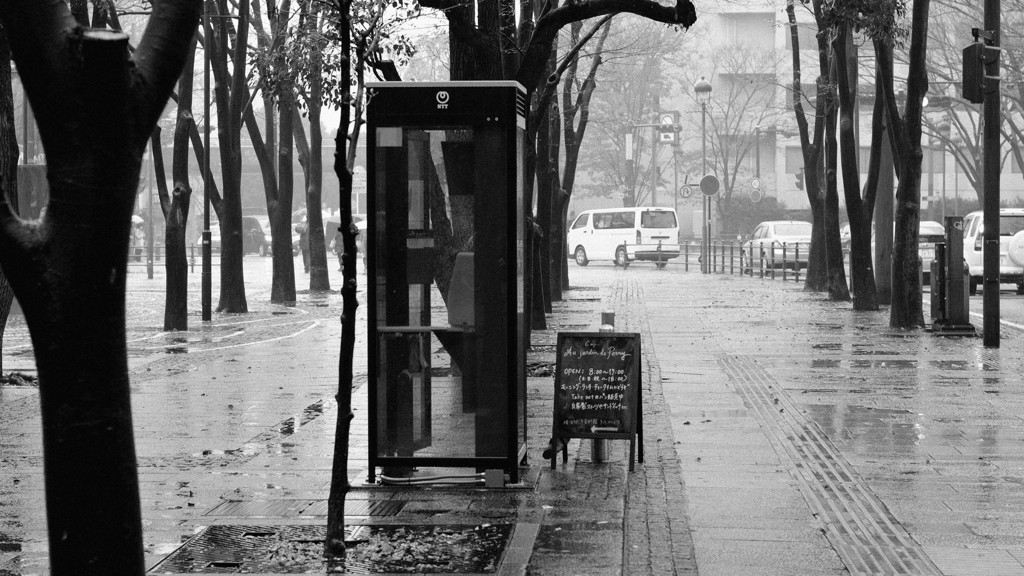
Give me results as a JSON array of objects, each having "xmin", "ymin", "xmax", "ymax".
[
  {"xmin": 592, "ymin": 311, "xmax": 615, "ymax": 463},
  {"xmin": 782, "ymin": 243, "xmax": 788, "ymax": 281},
  {"xmin": 684, "ymin": 242, "xmax": 689, "ymax": 272},
  {"xmin": 712, "ymin": 241, "xmax": 717, "ymax": 273},
  {"xmin": 730, "ymin": 242, "xmax": 735, "ymax": 275},
  {"xmin": 770, "ymin": 243, "xmax": 776, "ymax": 279},
  {"xmin": 794, "ymin": 243, "xmax": 801, "ymax": 282}
]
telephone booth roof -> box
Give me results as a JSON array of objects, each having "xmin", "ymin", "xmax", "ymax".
[{"xmin": 366, "ymin": 81, "xmax": 527, "ymax": 128}]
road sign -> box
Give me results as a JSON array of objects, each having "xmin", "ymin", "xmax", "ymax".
[
  {"xmin": 679, "ymin": 185, "xmax": 693, "ymax": 199},
  {"xmin": 751, "ymin": 177, "xmax": 761, "ymax": 190},
  {"xmin": 750, "ymin": 189, "xmax": 763, "ymax": 203},
  {"xmin": 700, "ymin": 174, "xmax": 720, "ymax": 196}
]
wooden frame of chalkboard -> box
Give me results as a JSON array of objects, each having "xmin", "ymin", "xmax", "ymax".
[{"xmin": 552, "ymin": 332, "xmax": 644, "ymax": 471}]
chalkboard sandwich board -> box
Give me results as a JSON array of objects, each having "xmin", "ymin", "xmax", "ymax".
[{"xmin": 551, "ymin": 332, "xmax": 643, "ymax": 471}]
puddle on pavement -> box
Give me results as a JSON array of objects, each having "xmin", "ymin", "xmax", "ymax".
[
  {"xmin": 811, "ymin": 359, "xmax": 918, "ymax": 369},
  {"xmin": 805, "ymin": 404, "xmax": 924, "ymax": 449}
]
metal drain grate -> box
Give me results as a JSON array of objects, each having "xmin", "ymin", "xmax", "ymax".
[{"xmin": 151, "ymin": 524, "xmax": 513, "ymax": 574}]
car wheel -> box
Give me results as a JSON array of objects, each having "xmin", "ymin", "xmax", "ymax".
[
  {"xmin": 614, "ymin": 247, "xmax": 629, "ymax": 268},
  {"xmin": 258, "ymin": 243, "xmax": 268, "ymax": 257},
  {"xmin": 574, "ymin": 246, "xmax": 589, "ymax": 266}
]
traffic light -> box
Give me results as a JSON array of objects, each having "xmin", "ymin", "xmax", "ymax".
[
  {"xmin": 795, "ymin": 167, "xmax": 804, "ymax": 190},
  {"xmin": 658, "ymin": 111, "xmax": 680, "ymax": 144}
]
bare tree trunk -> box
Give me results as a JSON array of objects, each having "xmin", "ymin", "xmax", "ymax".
[
  {"xmin": 823, "ymin": 74, "xmax": 851, "ymax": 302},
  {"xmin": 875, "ymin": 118, "xmax": 895, "ymax": 305},
  {"xmin": 787, "ymin": 0, "xmax": 828, "ymax": 292},
  {"xmin": 325, "ymin": 0, "xmax": 356, "ymax": 557},
  {"xmin": 833, "ymin": 24, "xmax": 876, "ymax": 309},
  {"xmin": 875, "ymin": 0, "xmax": 929, "ymax": 329},
  {"xmin": 160, "ymin": 33, "xmax": 199, "ymax": 331},
  {"xmin": 208, "ymin": 0, "xmax": 248, "ymax": 313},
  {"xmin": 301, "ymin": 3, "xmax": 330, "ymax": 291},
  {"xmin": 279, "ymin": 95, "xmax": 298, "ymax": 281},
  {"xmin": 0, "ymin": 3, "xmax": 200, "ymax": 573}
]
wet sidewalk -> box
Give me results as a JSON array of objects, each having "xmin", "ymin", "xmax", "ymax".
[
  {"xmin": 3, "ymin": 258, "xmax": 1024, "ymax": 575},
  {"xmin": 610, "ymin": 267, "xmax": 1024, "ymax": 576}
]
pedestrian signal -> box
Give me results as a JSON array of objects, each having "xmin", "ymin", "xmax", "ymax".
[{"xmin": 658, "ymin": 111, "xmax": 680, "ymax": 144}]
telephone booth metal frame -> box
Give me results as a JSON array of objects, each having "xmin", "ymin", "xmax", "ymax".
[{"xmin": 365, "ymin": 81, "xmax": 528, "ymax": 485}]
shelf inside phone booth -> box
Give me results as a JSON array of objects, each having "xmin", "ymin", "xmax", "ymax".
[{"xmin": 366, "ymin": 82, "xmax": 528, "ymax": 485}]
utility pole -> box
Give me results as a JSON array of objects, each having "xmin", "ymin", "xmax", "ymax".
[{"xmin": 982, "ymin": 1, "xmax": 1000, "ymax": 347}]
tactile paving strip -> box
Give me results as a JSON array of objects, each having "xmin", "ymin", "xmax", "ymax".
[{"xmin": 721, "ymin": 355, "xmax": 943, "ymax": 575}]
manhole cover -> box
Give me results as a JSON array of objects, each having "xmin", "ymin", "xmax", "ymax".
[{"xmin": 151, "ymin": 524, "xmax": 513, "ymax": 574}]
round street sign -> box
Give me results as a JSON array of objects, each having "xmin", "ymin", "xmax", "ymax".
[
  {"xmin": 750, "ymin": 189, "xmax": 763, "ymax": 203},
  {"xmin": 699, "ymin": 174, "xmax": 720, "ymax": 196},
  {"xmin": 680, "ymin": 185, "xmax": 693, "ymax": 199},
  {"xmin": 751, "ymin": 177, "xmax": 761, "ymax": 190}
]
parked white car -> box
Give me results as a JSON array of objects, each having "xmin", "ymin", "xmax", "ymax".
[
  {"xmin": 742, "ymin": 220, "xmax": 812, "ymax": 272},
  {"xmin": 962, "ymin": 208, "xmax": 1024, "ymax": 294}
]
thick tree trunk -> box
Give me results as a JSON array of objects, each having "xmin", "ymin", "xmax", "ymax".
[
  {"xmin": 823, "ymin": 82, "xmax": 851, "ymax": 301},
  {"xmin": 0, "ymin": 32, "xmax": 18, "ymax": 371},
  {"xmin": 787, "ymin": 0, "xmax": 827, "ymax": 293},
  {"xmin": 154, "ymin": 127, "xmax": 191, "ymax": 331},
  {"xmin": 305, "ymin": 71, "xmax": 330, "ymax": 290},
  {"xmin": 209, "ymin": 0, "xmax": 249, "ymax": 313},
  {"xmin": 161, "ymin": 35, "xmax": 198, "ymax": 331},
  {"xmin": 875, "ymin": 122, "xmax": 895, "ymax": 305},
  {"xmin": 876, "ymin": 0, "xmax": 930, "ymax": 329},
  {"xmin": 804, "ymin": 184, "xmax": 828, "ymax": 291},
  {"xmin": 279, "ymin": 98, "xmax": 299, "ymax": 284},
  {"xmin": 834, "ymin": 25, "xmax": 876, "ymax": 310},
  {"xmin": 31, "ymin": 209, "xmax": 143, "ymax": 572},
  {"xmin": 0, "ymin": 4, "xmax": 201, "ymax": 572}
]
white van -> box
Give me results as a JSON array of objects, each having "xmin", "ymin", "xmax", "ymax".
[
  {"xmin": 567, "ymin": 207, "xmax": 680, "ymax": 268},
  {"xmin": 962, "ymin": 208, "xmax": 1024, "ymax": 294}
]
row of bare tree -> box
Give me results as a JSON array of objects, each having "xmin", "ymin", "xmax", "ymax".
[
  {"xmin": 0, "ymin": 0, "xmax": 701, "ymax": 573},
  {"xmin": 0, "ymin": 0, "xmax": 995, "ymax": 573}
]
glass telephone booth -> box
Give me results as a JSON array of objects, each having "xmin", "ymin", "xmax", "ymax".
[{"xmin": 366, "ymin": 82, "xmax": 528, "ymax": 485}]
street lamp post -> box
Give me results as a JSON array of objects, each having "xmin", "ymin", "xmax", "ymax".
[{"xmin": 695, "ymin": 77, "xmax": 712, "ymax": 273}]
